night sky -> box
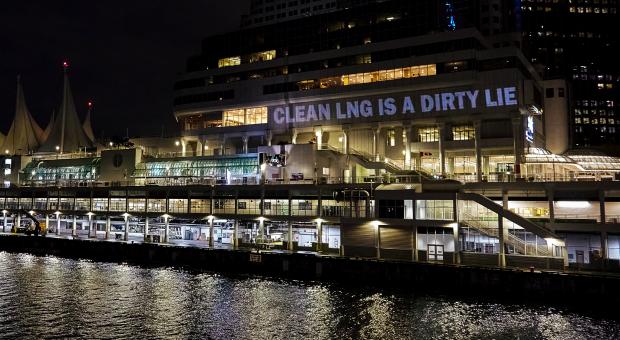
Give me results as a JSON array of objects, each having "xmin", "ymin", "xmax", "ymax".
[{"xmin": 0, "ymin": 1, "xmax": 247, "ymax": 138}]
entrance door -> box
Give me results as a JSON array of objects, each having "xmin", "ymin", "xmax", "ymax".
[
  {"xmin": 576, "ymin": 250, "xmax": 585, "ymax": 264},
  {"xmin": 427, "ymin": 244, "xmax": 444, "ymax": 261}
]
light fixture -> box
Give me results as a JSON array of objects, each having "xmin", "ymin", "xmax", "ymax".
[
  {"xmin": 175, "ymin": 140, "xmax": 180, "ymax": 146},
  {"xmin": 109, "ymin": 141, "xmax": 114, "ymax": 147},
  {"xmin": 28, "ymin": 210, "xmax": 35, "ymax": 215},
  {"xmin": 555, "ymin": 201, "xmax": 590, "ymax": 209},
  {"xmin": 55, "ymin": 146, "xmax": 60, "ymax": 151}
]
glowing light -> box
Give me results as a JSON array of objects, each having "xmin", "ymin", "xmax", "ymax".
[
  {"xmin": 28, "ymin": 210, "xmax": 35, "ymax": 215},
  {"xmin": 55, "ymin": 145, "xmax": 60, "ymax": 151},
  {"xmin": 4, "ymin": 150, "xmax": 8, "ymax": 154},
  {"xmin": 175, "ymin": 140, "xmax": 180, "ymax": 146},
  {"xmin": 555, "ymin": 201, "xmax": 591, "ymax": 209},
  {"xmin": 87, "ymin": 101, "xmax": 93, "ymax": 107},
  {"xmin": 62, "ymin": 61, "xmax": 69, "ymax": 68},
  {"xmin": 109, "ymin": 141, "xmax": 114, "ymax": 147}
]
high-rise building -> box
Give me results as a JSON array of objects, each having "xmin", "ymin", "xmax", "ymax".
[{"xmin": 519, "ymin": 0, "xmax": 619, "ymax": 148}]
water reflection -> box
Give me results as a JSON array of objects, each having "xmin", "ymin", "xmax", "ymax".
[{"xmin": 0, "ymin": 251, "xmax": 618, "ymax": 339}]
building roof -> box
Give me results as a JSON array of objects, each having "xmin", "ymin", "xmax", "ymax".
[
  {"xmin": 38, "ymin": 71, "xmax": 93, "ymax": 153},
  {"xmin": 0, "ymin": 76, "xmax": 45, "ymax": 155}
]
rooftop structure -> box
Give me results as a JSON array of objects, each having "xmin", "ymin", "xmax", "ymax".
[{"xmin": 1, "ymin": 76, "xmax": 45, "ymax": 155}]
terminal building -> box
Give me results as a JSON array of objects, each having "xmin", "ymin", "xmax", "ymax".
[{"xmin": 2, "ymin": 0, "xmax": 620, "ymax": 273}]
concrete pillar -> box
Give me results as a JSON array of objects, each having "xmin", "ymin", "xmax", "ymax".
[
  {"xmin": 512, "ymin": 117, "xmax": 522, "ymax": 176},
  {"xmin": 45, "ymin": 214, "xmax": 49, "ymax": 235},
  {"xmin": 291, "ymin": 129, "xmax": 298, "ymax": 144},
  {"xmin": 233, "ymin": 219, "xmax": 238, "ymax": 249},
  {"xmin": 257, "ymin": 218, "xmax": 264, "ymax": 243},
  {"xmin": 287, "ymin": 220, "xmax": 293, "ymax": 251},
  {"xmin": 404, "ymin": 126, "xmax": 412, "ymax": 170},
  {"xmin": 474, "ymin": 120, "xmax": 482, "ymax": 182},
  {"xmin": 2, "ymin": 212, "xmax": 6, "ymax": 233},
  {"xmin": 208, "ymin": 217, "xmax": 214, "ymax": 247},
  {"xmin": 71, "ymin": 215, "xmax": 77, "ymax": 237},
  {"xmin": 502, "ymin": 190, "xmax": 509, "ymax": 210},
  {"xmin": 452, "ymin": 222, "xmax": 460, "ymax": 264},
  {"xmin": 88, "ymin": 214, "xmax": 94, "ymax": 238},
  {"xmin": 181, "ymin": 139, "xmax": 187, "ymax": 157},
  {"xmin": 438, "ymin": 124, "xmax": 446, "ymax": 176},
  {"xmin": 316, "ymin": 220, "xmax": 323, "ymax": 252},
  {"xmin": 266, "ymin": 130, "xmax": 273, "ymax": 146},
  {"xmin": 601, "ymin": 231, "xmax": 608, "ymax": 261},
  {"xmin": 242, "ymin": 135, "xmax": 249, "ymax": 154},
  {"xmin": 343, "ymin": 129, "xmax": 350, "ymax": 155},
  {"xmin": 124, "ymin": 215, "xmax": 129, "ymax": 241},
  {"xmin": 375, "ymin": 221, "xmax": 381, "ymax": 259},
  {"xmin": 315, "ymin": 128, "xmax": 323, "ymax": 150},
  {"xmin": 16, "ymin": 214, "xmax": 21, "ymax": 233},
  {"xmin": 373, "ymin": 127, "xmax": 381, "ymax": 161},
  {"xmin": 56, "ymin": 214, "xmax": 61, "ymax": 235},
  {"xmin": 599, "ymin": 190, "xmax": 606, "ymax": 224},
  {"xmin": 220, "ymin": 137, "xmax": 227, "ymax": 156},
  {"xmin": 547, "ymin": 189, "xmax": 555, "ymax": 224},
  {"xmin": 498, "ymin": 215, "xmax": 506, "ymax": 267},
  {"xmin": 105, "ymin": 216, "xmax": 111, "ymax": 239},
  {"xmin": 164, "ymin": 215, "xmax": 170, "ymax": 243},
  {"xmin": 144, "ymin": 217, "xmax": 149, "ymax": 242},
  {"xmin": 412, "ymin": 226, "xmax": 419, "ymax": 262}
]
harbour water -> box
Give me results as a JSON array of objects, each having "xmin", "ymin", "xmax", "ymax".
[{"xmin": 0, "ymin": 251, "xmax": 618, "ymax": 340}]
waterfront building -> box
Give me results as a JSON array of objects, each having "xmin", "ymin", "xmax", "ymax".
[{"xmin": 1, "ymin": 0, "xmax": 620, "ymax": 273}]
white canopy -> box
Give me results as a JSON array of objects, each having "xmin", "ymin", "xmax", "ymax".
[{"xmin": 0, "ymin": 76, "xmax": 45, "ymax": 155}]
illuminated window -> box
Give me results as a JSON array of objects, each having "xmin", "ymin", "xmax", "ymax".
[
  {"xmin": 223, "ymin": 107, "xmax": 267, "ymax": 126},
  {"xmin": 418, "ymin": 127, "xmax": 439, "ymax": 142},
  {"xmin": 223, "ymin": 109, "xmax": 245, "ymax": 126},
  {"xmin": 218, "ymin": 56, "xmax": 241, "ymax": 68},
  {"xmin": 297, "ymin": 80, "xmax": 318, "ymax": 90},
  {"xmin": 452, "ymin": 125, "xmax": 475, "ymax": 141},
  {"xmin": 245, "ymin": 107, "xmax": 268, "ymax": 125},
  {"xmin": 248, "ymin": 50, "xmax": 276, "ymax": 63},
  {"xmin": 319, "ymin": 64, "xmax": 437, "ymax": 90}
]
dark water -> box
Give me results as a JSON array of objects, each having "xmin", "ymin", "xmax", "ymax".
[{"xmin": 0, "ymin": 252, "xmax": 618, "ymax": 340}]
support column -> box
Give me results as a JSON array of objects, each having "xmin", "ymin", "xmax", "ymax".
[
  {"xmin": 144, "ymin": 217, "xmax": 149, "ymax": 242},
  {"xmin": 2, "ymin": 212, "xmax": 6, "ymax": 233},
  {"xmin": 266, "ymin": 130, "xmax": 273, "ymax": 146},
  {"xmin": 404, "ymin": 125, "xmax": 412, "ymax": 170},
  {"xmin": 105, "ymin": 216, "xmax": 111, "ymax": 239},
  {"xmin": 512, "ymin": 117, "xmax": 522, "ymax": 177},
  {"xmin": 56, "ymin": 214, "xmax": 61, "ymax": 235},
  {"xmin": 474, "ymin": 120, "xmax": 482, "ymax": 182},
  {"xmin": 316, "ymin": 220, "xmax": 323, "ymax": 252},
  {"xmin": 45, "ymin": 214, "xmax": 49, "ymax": 236},
  {"xmin": 375, "ymin": 221, "xmax": 381, "ymax": 259},
  {"xmin": 181, "ymin": 139, "xmax": 187, "ymax": 157},
  {"xmin": 502, "ymin": 190, "xmax": 509, "ymax": 210},
  {"xmin": 287, "ymin": 220, "xmax": 293, "ymax": 251},
  {"xmin": 242, "ymin": 135, "xmax": 249, "ymax": 154},
  {"xmin": 452, "ymin": 222, "xmax": 460, "ymax": 264},
  {"xmin": 233, "ymin": 219, "xmax": 239, "ymax": 249},
  {"xmin": 164, "ymin": 215, "xmax": 170, "ymax": 243},
  {"xmin": 343, "ymin": 127, "xmax": 351, "ymax": 155},
  {"xmin": 315, "ymin": 128, "xmax": 323, "ymax": 150},
  {"xmin": 208, "ymin": 217, "xmax": 214, "ymax": 247},
  {"xmin": 72, "ymin": 215, "xmax": 77, "ymax": 237},
  {"xmin": 599, "ymin": 189, "xmax": 606, "ymax": 224},
  {"xmin": 257, "ymin": 218, "xmax": 264, "ymax": 244},
  {"xmin": 88, "ymin": 214, "xmax": 94, "ymax": 238},
  {"xmin": 498, "ymin": 214, "xmax": 506, "ymax": 267},
  {"xmin": 16, "ymin": 214, "xmax": 21, "ymax": 233},
  {"xmin": 547, "ymin": 189, "xmax": 555, "ymax": 224},
  {"xmin": 373, "ymin": 126, "xmax": 381, "ymax": 161},
  {"xmin": 601, "ymin": 231, "xmax": 609, "ymax": 261},
  {"xmin": 220, "ymin": 137, "xmax": 227, "ymax": 156},
  {"xmin": 438, "ymin": 123, "xmax": 446, "ymax": 176},
  {"xmin": 124, "ymin": 214, "xmax": 129, "ymax": 241},
  {"xmin": 412, "ymin": 226, "xmax": 419, "ymax": 262},
  {"xmin": 291, "ymin": 129, "xmax": 298, "ymax": 144}
]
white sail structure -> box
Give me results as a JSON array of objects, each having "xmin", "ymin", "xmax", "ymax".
[
  {"xmin": 42, "ymin": 111, "xmax": 55, "ymax": 142},
  {"xmin": 39, "ymin": 66, "xmax": 94, "ymax": 153},
  {"xmin": 83, "ymin": 104, "xmax": 95, "ymax": 143},
  {"xmin": 0, "ymin": 132, "xmax": 5, "ymax": 150},
  {"xmin": 0, "ymin": 76, "xmax": 45, "ymax": 155}
]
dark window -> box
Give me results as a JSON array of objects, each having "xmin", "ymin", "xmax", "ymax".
[
  {"xmin": 378, "ymin": 200, "xmax": 404, "ymax": 219},
  {"xmin": 558, "ymin": 88, "xmax": 565, "ymax": 97},
  {"xmin": 546, "ymin": 88, "xmax": 555, "ymax": 98}
]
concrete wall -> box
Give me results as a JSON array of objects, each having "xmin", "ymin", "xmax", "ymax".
[
  {"xmin": 99, "ymin": 148, "xmax": 142, "ymax": 182},
  {"xmin": 543, "ymin": 79, "xmax": 569, "ymax": 154}
]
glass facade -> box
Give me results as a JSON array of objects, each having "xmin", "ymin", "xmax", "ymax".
[
  {"xmin": 223, "ymin": 107, "xmax": 268, "ymax": 126},
  {"xmin": 315, "ymin": 64, "xmax": 436, "ymax": 90}
]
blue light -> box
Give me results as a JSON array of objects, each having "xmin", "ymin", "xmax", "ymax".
[{"xmin": 445, "ymin": 2, "xmax": 457, "ymax": 31}]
